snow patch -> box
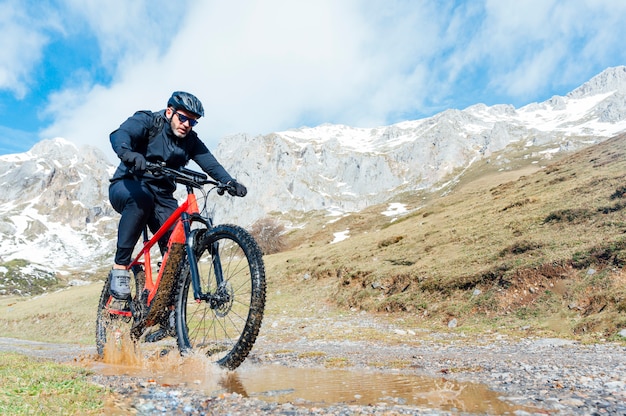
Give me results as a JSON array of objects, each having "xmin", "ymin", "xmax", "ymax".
[
  {"xmin": 382, "ymin": 203, "xmax": 408, "ymax": 217},
  {"xmin": 331, "ymin": 229, "xmax": 350, "ymax": 244}
]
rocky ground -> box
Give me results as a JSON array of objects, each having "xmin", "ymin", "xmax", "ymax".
[{"xmin": 2, "ymin": 312, "xmax": 626, "ymax": 415}]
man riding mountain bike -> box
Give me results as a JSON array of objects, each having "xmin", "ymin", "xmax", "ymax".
[{"xmin": 107, "ymin": 91, "xmax": 247, "ymax": 341}]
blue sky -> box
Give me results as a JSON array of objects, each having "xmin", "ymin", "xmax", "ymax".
[{"xmin": 1, "ymin": 0, "xmax": 626, "ymax": 162}]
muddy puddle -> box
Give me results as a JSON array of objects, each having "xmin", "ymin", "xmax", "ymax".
[
  {"xmin": 91, "ymin": 342, "xmax": 535, "ymax": 414},
  {"xmin": 0, "ymin": 337, "xmax": 536, "ymax": 413}
]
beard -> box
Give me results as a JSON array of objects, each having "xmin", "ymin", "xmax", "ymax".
[
  {"xmin": 172, "ymin": 128, "xmax": 187, "ymax": 139},
  {"xmin": 170, "ymin": 118, "xmax": 189, "ymax": 139}
]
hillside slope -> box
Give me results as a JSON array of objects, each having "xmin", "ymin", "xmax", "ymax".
[
  {"xmin": 265, "ymin": 133, "xmax": 626, "ymax": 338},
  {"xmin": 1, "ymin": 134, "xmax": 625, "ymax": 345}
]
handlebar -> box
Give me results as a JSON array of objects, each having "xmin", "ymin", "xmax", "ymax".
[{"xmin": 145, "ymin": 161, "xmax": 232, "ymax": 194}]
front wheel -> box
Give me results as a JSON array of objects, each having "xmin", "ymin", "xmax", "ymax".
[{"xmin": 174, "ymin": 224, "xmax": 266, "ymax": 370}]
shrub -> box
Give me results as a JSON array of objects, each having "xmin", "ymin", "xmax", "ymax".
[
  {"xmin": 543, "ymin": 208, "xmax": 591, "ymax": 223},
  {"xmin": 610, "ymin": 186, "xmax": 626, "ymax": 200},
  {"xmin": 249, "ymin": 217, "xmax": 287, "ymax": 255}
]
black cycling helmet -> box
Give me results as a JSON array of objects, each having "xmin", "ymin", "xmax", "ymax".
[{"xmin": 167, "ymin": 91, "xmax": 204, "ymax": 118}]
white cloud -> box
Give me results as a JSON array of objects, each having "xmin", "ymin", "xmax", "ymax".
[
  {"xmin": 59, "ymin": 0, "xmax": 186, "ymax": 67},
  {"xmin": 0, "ymin": 0, "xmax": 61, "ymax": 99},
  {"xmin": 20, "ymin": 0, "xmax": 626, "ymax": 163},
  {"xmin": 471, "ymin": 0, "xmax": 626, "ymax": 100},
  {"xmin": 40, "ymin": 1, "xmax": 457, "ymax": 161}
]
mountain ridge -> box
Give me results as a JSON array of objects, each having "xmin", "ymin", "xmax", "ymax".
[
  {"xmin": 1, "ymin": 66, "xmax": 626, "ymax": 291},
  {"xmin": 214, "ymin": 66, "xmax": 626, "ymax": 224}
]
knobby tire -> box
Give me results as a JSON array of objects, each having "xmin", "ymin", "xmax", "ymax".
[
  {"xmin": 95, "ymin": 273, "xmax": 135, "ymax": 358},
  {"xmin": 174, "ymin": 224, "xmax": 266, "ymax": 370}
]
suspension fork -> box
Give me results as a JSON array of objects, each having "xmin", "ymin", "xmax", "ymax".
[
  {"xmin": 211, "ymin": 241, "xmax": 225, "ymax": 287},
  {"xmin": 183, "ymin": 212, "xmax": 225, "ymax": 301},
  {"xmin": 182, "ymin": 211, "xmax": 204, "ymax": 301}
]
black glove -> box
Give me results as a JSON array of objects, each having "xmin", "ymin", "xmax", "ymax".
[
  {"xmin": 227, "ymin": 180, "xmax": 247, "ymax": 197},
  {"xmin": 121, "ymin": 151, "xmax": 147, "ymax": 174}
]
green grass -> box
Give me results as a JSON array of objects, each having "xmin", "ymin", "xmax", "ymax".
[{"xmin": 0, "ymin": 352, "xmax": 106, "ymax": 415}]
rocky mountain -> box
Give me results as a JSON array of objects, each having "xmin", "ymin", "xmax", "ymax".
[
  {"xmin": 214, "ymin": 66, "xmax": 626, "ymax": 225},
  {"xmin": 0, "ymin": 139, "xmax": 116, "ymax": 289},
  {"xmin": 1, "ymin": 66, "xmax": 626, "ymax": 289}
]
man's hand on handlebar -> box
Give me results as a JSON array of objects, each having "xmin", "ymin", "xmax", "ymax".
[
  {"xmin": 141, "ymin": 162, "xmax": 246, "ymax": 196},
  {"xmin": 121, "ymin": 151, "xmax": 147, "ymax": 174},
  {"xmin": 227, "ymin": 180, "xmax": 247, "ymax": 197}
]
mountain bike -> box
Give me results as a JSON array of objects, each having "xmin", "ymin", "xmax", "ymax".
[{"xmin": 95, "ymin": 162, "xmax": 266, "ymax": 370}]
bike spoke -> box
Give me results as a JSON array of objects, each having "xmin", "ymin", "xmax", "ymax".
[{"xmin": 175, "ymin": 225, "xmax": 265, "ymax": 369}]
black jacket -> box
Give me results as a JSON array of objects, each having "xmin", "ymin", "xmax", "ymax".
[{"xmin": 110, "ymin": 110, "xmax": 233, "ymax": 192}]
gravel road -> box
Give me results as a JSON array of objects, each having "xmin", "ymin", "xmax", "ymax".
[{"xmin": 2, "ymin": 312, "xmax": 625, "ymax": 415}]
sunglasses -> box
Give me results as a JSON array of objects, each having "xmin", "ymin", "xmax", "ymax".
[{"xmin": 175, "ymin": 111, "xmax": 198, "ymax": 127}]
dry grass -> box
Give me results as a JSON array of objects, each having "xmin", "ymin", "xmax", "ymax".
[
  {"xmin": 0, "ymin": 283, "xmax": 102, "ymax": 345},
  {"xmin": 1, "ymin": 135, "xmax": 626, "ymax": 346},
  {"xmin": 263, "ymin": 133, "xmax": 626, "ymax": 339}
]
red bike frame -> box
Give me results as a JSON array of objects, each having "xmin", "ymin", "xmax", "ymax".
[
  {"xmin": 106, "ymin": 192, "xmax": 200, "ymax": 317},
  {"xmin": 130, "ymin": 193, "xmax": 200, "ymax": 306}
]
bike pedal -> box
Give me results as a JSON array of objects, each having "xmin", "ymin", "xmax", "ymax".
[{"xmin": 109, "ymin": 299, "xmax": 131, "ymax": 313}]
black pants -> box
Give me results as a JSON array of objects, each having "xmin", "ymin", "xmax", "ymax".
[{"xmin": 109, "ymin": 179, "xmax": 178, "ymax": 266}]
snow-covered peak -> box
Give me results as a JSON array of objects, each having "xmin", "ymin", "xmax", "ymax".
[
  {"xmin": 516, "ymin": 91, "xmax": 626, "ymax": 135},
  {"xmin": 567, "ymin": 66, "xmax": 626, "ymax": 99},
  {"xmin": 272, "ymin": 67, "xmax": 626, "ymax": 156},
  {"xmin": 277, "ymin": 124, "xmax": 379, "ymax": 152}
]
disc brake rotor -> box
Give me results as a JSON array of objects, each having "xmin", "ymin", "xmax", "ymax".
[{"xmin": 214, "ymin": 281, "xmax": 234, "ymax": 317}]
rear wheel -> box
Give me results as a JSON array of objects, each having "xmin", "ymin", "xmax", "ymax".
[
  {"xmin": 95, "ymin": 273, "xmax": 135, "ymax": 360},
  {"xmin": 174, "ymin": 224, "xmax": 266, "ymax": 370}
]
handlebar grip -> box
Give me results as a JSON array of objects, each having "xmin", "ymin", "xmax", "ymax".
[
  {"xmin": 180, "ymin": 167, "xmax": 208, "ymax": 181},
  {"xmin": 142, "ymin": 161, "xmax": 217, "ymax": 188}
]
